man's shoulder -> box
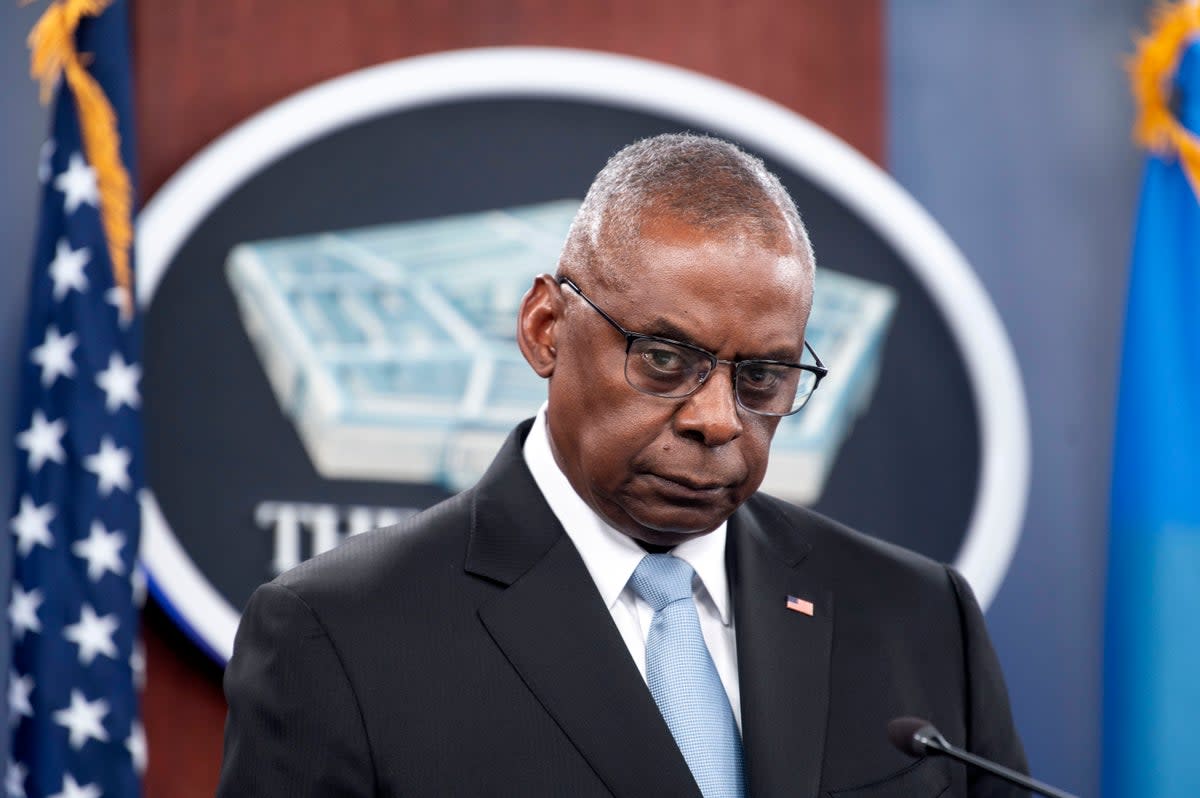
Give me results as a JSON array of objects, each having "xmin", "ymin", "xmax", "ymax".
[
  {"xmin": 744, "ymin": 491, "xmax": 952, "ymax": 587},
  {"xmin": 269, "ymin": 488, "xmax": 476, "ymax": 609},
  {"xmin": 743, "ymin": 491, "xmax": 980, "ymax": 653}
]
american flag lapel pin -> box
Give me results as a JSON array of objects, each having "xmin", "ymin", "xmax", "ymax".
[{"xmin": 786, "ymin": 595, "xmax": 814, "ymax": 616}]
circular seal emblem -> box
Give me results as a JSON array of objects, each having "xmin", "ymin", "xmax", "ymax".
[{"xmin": 137, "ymin": 47, "xmax": 1030, "ymax": 663}]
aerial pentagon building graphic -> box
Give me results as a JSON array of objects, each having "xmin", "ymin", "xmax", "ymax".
[{"xmin": 226, "ymin": 199, "xmax": 896, "ymax": 505}]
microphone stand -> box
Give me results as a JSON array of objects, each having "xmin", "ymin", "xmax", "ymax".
[{"xmin": 912, "ymin": 725, "xmax": 1078, "ymax": 798}]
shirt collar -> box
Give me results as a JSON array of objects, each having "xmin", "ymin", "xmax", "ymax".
[{"xmin": 522, "ymin": 403, "xmax": 731, "ymax": 625}]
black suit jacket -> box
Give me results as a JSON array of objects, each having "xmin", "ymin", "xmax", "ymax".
[{"xmin": 217, "ymin": 420, "xmax": 1026, "ymax": 797}]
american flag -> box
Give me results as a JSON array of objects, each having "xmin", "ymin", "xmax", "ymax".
[
  {"xmin": 785, "ymin": 595, "xmax": 814, "ymax": 616},
  {"xmin": 7, "ymin": 1, "xmax": 145, "ymax": 796}
]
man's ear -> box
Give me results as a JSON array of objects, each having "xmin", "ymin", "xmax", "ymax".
[{"xmin": 517, "ymin": 274, "xmax": 561, "ymax": 378}]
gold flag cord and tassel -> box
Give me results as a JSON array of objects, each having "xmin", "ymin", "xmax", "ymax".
[
  {"xmin": 27, "ymin": 0, "xmax": 134, "ymax": 318},
  {"xmin": 1130, "ymin": 1, "xmax": 1200, "ymax": 199}
]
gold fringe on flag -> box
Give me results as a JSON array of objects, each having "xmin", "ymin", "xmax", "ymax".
[
  {"xmin": 28, "ymin": 0, "xmax": 135, "ymax": 319},
  {"xmin": 1130, "ymin": 1, "xmax": 1200, "ymax": 199}
]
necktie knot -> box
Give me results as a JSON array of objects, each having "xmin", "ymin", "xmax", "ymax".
[{"xmin": 629, "ymin": 554, "xmax": 695, "ymax": 612}]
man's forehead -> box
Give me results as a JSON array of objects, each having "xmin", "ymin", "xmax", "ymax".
[
  {"xmin": 591, "ymin": 246, "xmax": 812, "ymax": 358},
  {"xmin": 635, "ymin": 208, "xmax": 801, "ymax": 257},
  {"xmin": 593, "ymin": 215, "xmax": 809, "ymax": 287}
]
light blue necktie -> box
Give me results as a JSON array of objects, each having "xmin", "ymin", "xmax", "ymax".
[{"xmin": 629, "ymin": 553, "xmax": 745, "ymax": 798}]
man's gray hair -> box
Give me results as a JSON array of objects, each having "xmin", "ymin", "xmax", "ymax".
[{"xmin": 559, "ymin": 133, "xmax": 815, "ymax": 286}]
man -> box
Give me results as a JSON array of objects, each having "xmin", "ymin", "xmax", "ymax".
[{"xmin": 217, "ymin": 134, "xmax": 1026, "ymax": 797}]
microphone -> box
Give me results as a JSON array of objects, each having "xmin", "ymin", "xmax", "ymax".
[{"xmin": 886, "ymin": 716, "xmax": 1077, "ymax": 798}]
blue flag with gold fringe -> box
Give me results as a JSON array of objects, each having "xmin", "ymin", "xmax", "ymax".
[
  {"xmin": 1104, "ymin": 5, "xmax": 1200, "ymax": 797},
  {"xmin": 7, "ymin": 0, "xmax": 144, "ymax": 795}
]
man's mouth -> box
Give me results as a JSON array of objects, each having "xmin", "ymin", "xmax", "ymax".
[{"xmin": 643, "ymin": 472, "xmax": 731, "ymax": 499}]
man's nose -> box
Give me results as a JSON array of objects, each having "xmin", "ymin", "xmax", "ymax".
[{"xmin": 673, "ymin": 365, "xmax": 743, "ymax": 446}]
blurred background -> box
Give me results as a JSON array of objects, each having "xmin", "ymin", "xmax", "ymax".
[{"xmin": 0, "ymin": 1, "xmax": 1158, "ymax": 795}]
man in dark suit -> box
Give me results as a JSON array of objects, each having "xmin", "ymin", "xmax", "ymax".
[{"xmin": 217, "ymin": 134, "xmax": 1026, "ymax": 797}]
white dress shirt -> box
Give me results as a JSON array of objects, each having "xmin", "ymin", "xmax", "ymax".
[{"xmin": 522, "ymin": 404, "xmax": 742, "ymax": 729}]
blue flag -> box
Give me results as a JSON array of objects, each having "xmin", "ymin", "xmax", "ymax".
[
  {"xmin": 7, "ymin": 1, "xmax": 145, "ymax": 796},
  {"xmin": 1104, "ymin": 21, "xmax": 1200, "ymax": 798}
]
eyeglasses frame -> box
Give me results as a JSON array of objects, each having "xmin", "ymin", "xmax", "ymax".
[{"xmin": 557, "ymin": 275, "xmax": 828, "ymax": 417}]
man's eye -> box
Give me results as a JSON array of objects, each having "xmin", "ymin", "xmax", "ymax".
[
  {"xmin": 741, "ymin": 364, "xmax": 780, "ymax": 389},
  {"xmin": 643, "ymin": 348, "xmax": 685, "ymax": 372}
]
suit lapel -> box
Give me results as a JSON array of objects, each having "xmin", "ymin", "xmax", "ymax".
[
  {"xmin": 730, "ymin": 498, "xmax": 834, "ymax": 798},
  {"xmin": 467, "ymin": 422, "xmax": 701, "ymax": 798}
]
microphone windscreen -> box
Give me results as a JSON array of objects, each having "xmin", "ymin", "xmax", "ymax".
[{"xmin": 887, "ymin": 716, "xmax": 935, "ymax": 756}]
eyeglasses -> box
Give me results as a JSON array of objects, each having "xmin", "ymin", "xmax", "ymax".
[{"xmin": 558, "ymin": 276, "xmax": 827, "ymax": 416}]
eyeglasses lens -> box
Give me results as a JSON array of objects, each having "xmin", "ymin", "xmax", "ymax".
[
  {"xmin": 624, "ymin": 338, "xmax": 816, "ymax": 416},
  {"xmin": 625, "ymin": 339, "xmax": 708, "ymax": 397}
]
